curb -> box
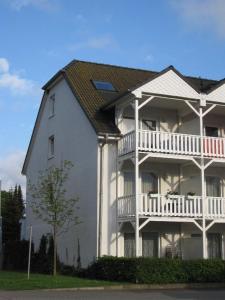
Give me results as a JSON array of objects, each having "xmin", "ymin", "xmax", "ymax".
[{"xmin": 41, "ymin": 282, "xmax": 225, "ymax": 292}]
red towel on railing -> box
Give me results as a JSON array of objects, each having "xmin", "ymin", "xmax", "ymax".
[{"xmin": 204, "ymin": 138, "xmax": 224, "ymax": 156}]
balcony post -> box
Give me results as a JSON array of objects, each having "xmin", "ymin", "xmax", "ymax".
[
  {"xmin": 200, "ymin": 107, "xmax": 207, "ymax": 259},
  {"xmin": 134, "ymin": 98, "xmax": 139, "ymax": 257}
]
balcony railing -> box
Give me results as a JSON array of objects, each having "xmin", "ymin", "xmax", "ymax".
[
  {"xmin": 118, "ymin": 194, "xmax": 225, "ymax": 219},
  {"xmin": 118, "ymin": 130, "xmax": 225, "ymax": 159}
]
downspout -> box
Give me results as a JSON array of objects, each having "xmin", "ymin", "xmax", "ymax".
[{"xmin": 98, "ymin": 134, "xmax": 108, "ymax": 258}]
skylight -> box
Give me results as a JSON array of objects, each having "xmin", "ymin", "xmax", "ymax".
[{"xmin": 92, "ymin": 80, "xmax": 116, "ymax": 91}]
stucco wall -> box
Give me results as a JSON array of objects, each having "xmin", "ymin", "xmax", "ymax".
[{"xmin": 25, "ymin": 79, "xmax": 98, "ymax": 267}]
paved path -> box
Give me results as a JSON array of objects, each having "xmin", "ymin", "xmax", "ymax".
[{"xmin": 0, "ymin": 289, "xmax": 225, "ymax": 300}]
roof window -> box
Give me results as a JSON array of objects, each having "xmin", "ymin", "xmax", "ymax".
[{"xmin": 92, "ymin": 80, "xmax": 116, "ymax": 91}]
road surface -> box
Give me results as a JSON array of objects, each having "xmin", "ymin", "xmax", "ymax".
[{"xmin": 0, "ymin": 289, "xmax": 225, "ymax": 300}]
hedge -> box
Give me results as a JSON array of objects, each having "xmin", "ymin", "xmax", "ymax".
[
  {"xmin": 84, "ymin": 256, "xmax": 225, "ymax": 284},
  {"xmin": 3, "ymin": 240, "xmax": 33, "ymax": 271}
]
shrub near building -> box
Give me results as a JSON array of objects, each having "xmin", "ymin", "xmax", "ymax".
[{"xmin": 85, "ymin": 256, "xmax": 225, "ymax": 284}]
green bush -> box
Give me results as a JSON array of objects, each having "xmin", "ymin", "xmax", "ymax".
[
  {"xmin": 184, "ymin": 259, "xmax": 225, "ymax": 283},
  {"xmin": 3, "ymin": 234, "xmax": 61, "ymax": 275},
  {"xmin": 84, "ymin": 256, "xmax": 225, "ymax": 284},
  {"xmin": 3, "ymin": 240, "xmax": 34, "ymax": 271}
]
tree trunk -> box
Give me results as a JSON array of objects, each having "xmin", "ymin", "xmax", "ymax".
[{"xmin": 53, "ymin": 225, "xmax": 57, "ymax": 276}]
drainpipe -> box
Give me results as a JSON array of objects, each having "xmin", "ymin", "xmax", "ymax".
[{"xmin": 98, "ymin": 134, "xmax": 108, "ymax": 258}]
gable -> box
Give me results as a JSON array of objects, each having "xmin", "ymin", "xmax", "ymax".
[
  {"xmin": 207, "ymin": 82, "xmax": 225, "ymax": 103},
  {"xmin": 133, "ymin": 69, "xmax": 200, "ymax": 100},
  {"xmin": 22, "ymin": 78, "xmax": 97, "ymax": 175}
]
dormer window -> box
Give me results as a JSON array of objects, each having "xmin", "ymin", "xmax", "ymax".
[
  {"xmin": 49, "ymin": 94, "xmax": 55, "ymax": 117},
  {"xmin": 92, "ymin": 80, "xmax": 116, "ymax": 91}
]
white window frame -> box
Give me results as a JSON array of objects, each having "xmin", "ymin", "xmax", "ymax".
[
  {"xmin": 122, "ymin": 170, "xmax": 160, "ymax": 196},
  {"xmin": 205, "ymin": 176, "xmax": 222, "ymax": 197},
  {"xmin": 139, "ymin": 118, "xmax": 159, "ymax": 131},
  {"xmin": 48, "ymin": 135, "xmax": 55, "ymax": 159},
  {"xmin": 141, "ymin": 171, "xmax": 159, "ymax": 194},
  {"xmin": 122, "ymin": 117, "xmax": 159, "ymax": 134},
  {"xmin": 204, "ymin": 126, "xmax": 222, "ymax": 137},
  {"xmin": 49, "ymin": 94, "xmax": 55, "ymax": 118}
]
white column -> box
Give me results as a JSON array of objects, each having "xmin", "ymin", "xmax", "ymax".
[
  {"xmin": 0, "ymin": 180, "xmax": 2, "ymax": 269},
  {"xmin": 135, "ymin": 99, "xmax": 139, "ymax": 257},
  {"xmin": 200, "ymin": 107, "xmax": 207, "ymax": 259},
  {"xmin": 116, "ymin": 144, "xmax": 119, "ymax": 257}
]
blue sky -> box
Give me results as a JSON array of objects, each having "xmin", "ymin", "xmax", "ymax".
[{"xmin": 0, "ymin": 0, "xmax": 225, "ymax": 191}]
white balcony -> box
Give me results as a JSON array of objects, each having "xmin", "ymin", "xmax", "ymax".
[
  {"xmin": 118, "ymin": 194, "xmax": 225, "ymax": 220},
  {"xmin": 118, "ymin": 130, "xmax": 225, "ymax": 159}
]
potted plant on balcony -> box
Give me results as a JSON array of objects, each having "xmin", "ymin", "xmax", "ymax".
[
  {"xmin": 148, "ymin": 190, "xmax": 159, "ymax": 198},
  {"xmin": 187, "ymin": 191, "xmax": 196, "ymax": 200},
  {"xmin": 165, "ymin": 190, "xmax": 179, "ymax": 199}
]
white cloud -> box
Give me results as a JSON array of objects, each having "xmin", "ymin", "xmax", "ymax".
[
  {"xmin": 0, "ymin": 150, "xmax": 26, "ymax": 195},
  {"xmin": 0, "ymin": 57, "xmax": 40, "ymax": 96},
  {"xmin": 171, "ymin": 0, "xmax": 225, "ymax": 38},
  {"xmin": 145, "ymin": 54, "xmax": 154, "ymax": 63},
  {"xmin": 6, "ymin": 0, "xmax": 59, "ymax": 11},
  {"xmin": 75, "ymin": 13, "xmax": 86, "ymax": 23},
  {"xmin": 0, "ymin": 58, "xmax": 9, "ymax": 73},
  {"xmin": 68, "ymin": 36, "xmax": 118, "ymax": 52}
]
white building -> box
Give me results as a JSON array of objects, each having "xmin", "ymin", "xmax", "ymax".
[{"xmin": 22, "ymin": 60, "xmax": 225, "ymax": 267}]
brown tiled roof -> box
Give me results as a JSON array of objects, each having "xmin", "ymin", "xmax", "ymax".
[{"xmin": 43, "ymin": 60, "xmax": 219, "ymax": 135}]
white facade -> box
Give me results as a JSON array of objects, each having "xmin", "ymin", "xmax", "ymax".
[
  {"xmin": 23, "ymin": 66, "xmax": 225, "ymax": 267},
  {"xmin": 25, "ymin": 79, "xmax": 98, "ymax": 267}
]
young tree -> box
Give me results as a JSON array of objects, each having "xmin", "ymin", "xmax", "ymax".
[{"xmin": 29, "ymin": 160, "xmax": 80, "ymax": 276}]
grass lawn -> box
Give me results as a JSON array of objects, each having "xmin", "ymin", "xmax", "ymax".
[{"xmin": 0, "ymin": 271, "xmax": 120, "ymax": 290}]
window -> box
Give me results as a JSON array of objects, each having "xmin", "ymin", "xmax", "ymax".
[
  {"xmin": 207, "ymin": 233, "xmax": 221, "ymax": 258},
  {"xmin": 142, "ymin": 232, "xmax": 158, "ymax": 257},
  {"xmin": 48, "ymin": 135, "xmax": 54, "ymax": 158},
  {"xmin": 206, "ymin": 176, "xmax": 221, "ymax": 197},
  {"xmin": 205, "ymin": 126, "xmax": 219, "ymax": 137},
  {"xmin": 49, "ymin": 94, "xmax": 55, "ymax": 117},
  {"xmin": 122, "ymin": 118, "xmax": 157, "ymax": 134},
  {"xmin": 141, "ymin": 172, "xmax": 158, "ymax": 194},
  {"xmin": 124, "ymin": 171, "xmax": 135, "ymax": 196},
  {"xmin": 92, "ymin": 80, "xmax": 116, "ymax": 91},
  {"xmin": 141, "ymin": 120, "xmax": 157, "ymax": 131},
  {"xmin": 124, "ymin": 233, "xmax": 135, "ymax": 257}
]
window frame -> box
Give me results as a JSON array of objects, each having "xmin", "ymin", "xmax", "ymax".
[
  {"xmin": 141, "ymin": 171, "xmax": 159, "ymax": 194},
  {"xmin": 204, "ymin": 126, "xmax": 221, "ymax": 137},
  {"xmin": 124, "ymin": 232, "xmax": 135, "ymax": 257},
  {"xmin": 91, "ymin": 80, "xmax": 117, "ymax": 92},
  {"xmin": 49, "ymin": 94, "xmax": 55, "ymax": 118},
  {"xmin": 48, "ymin": 135, "xmax": 55, "ymax": 159},
  {"xmin": 206, "ymin": 176, "xmax": 222, "ymax": 197}
]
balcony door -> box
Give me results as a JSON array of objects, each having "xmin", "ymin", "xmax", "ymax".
[
  {"xmin": 141, "ymin": 172, "xmax": 158, "ymax": 194},
  {"xmin": 124, "ymin": 233, "xmax": 135, "ymax": 257},
  {"xmin": 142, "ymin": 232, "xmax": 158, "ymax": 257},
  {"xmin": 123, "ymin": 171, "xmax": 158, "ymax": 196},
  {"xmin": 206, "ymin": 176, "xmax": 221, "ymax": 197},
  {"xmin": 207, "ymin": 233, "xmax": 221, "ymax": 258}
]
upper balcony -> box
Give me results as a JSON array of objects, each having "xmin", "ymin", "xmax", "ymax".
[{"xmin": 118, "ymin": 130, "xmax": 225, "ymax": 159}]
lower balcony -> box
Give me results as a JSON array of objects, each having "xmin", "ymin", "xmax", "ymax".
[{"xmin": 118, "ymin": 194, "xmax": 225, "ymax": 220}]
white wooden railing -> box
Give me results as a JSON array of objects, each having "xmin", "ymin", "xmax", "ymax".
[
  {"xmin": 139, "ymin": 130, "xmax": 201, "ymax": 155},
  {"xmin": 118, "ymin": 130, "xmax": 225, "ymax": 159},
  {"xmin": 118, "ymin": 131, "xmax": 135, "ymax": 156},
  {"xmin": 206, "ymin": 197, "xmax": 225, "ymax": 218},
  {"xmin": 139, "ymin": 194, "xmax": 202, "ymax": 217},
  {"xmin": 118, "ymin": 195, "xmax": 135, "ymax": 217},
  {"xmin": 117, "ymin": 194, "xmax": 225, "ymax": 219},
  {"xmin": 203, "ymin": 137, "xmax": 225, "ymax": 158}
]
